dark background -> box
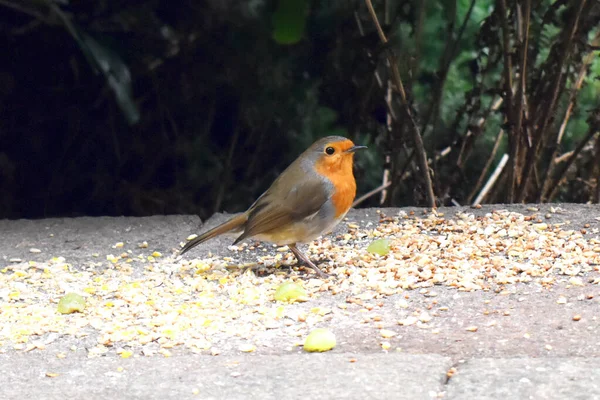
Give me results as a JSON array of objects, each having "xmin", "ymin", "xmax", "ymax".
[{"xmin": 1, "ymin": 0, "xmax": 599, "ymax": 220}]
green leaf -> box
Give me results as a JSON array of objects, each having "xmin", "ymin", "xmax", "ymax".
[
  {"xmin": 82, "ymin": 34, "xmax": 140, "ymax": 125},
  {"xmin": 367, "ymin": 239, "xmax": 391, "ymax": 256},
  {"xmin": 49, "ymin": 4, "xmax": 140, "ymax": 125},
  {"xmin": 272, "ymin": 0, "xmax": 309, "ymax": 45}
]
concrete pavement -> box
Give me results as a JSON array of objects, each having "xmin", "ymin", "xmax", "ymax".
[{"xmin": 2, "ymin": 204, "xmax": 600, "ymax": 399}]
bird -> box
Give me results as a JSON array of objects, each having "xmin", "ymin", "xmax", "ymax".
[{"xmin": 179, "ymin": 136, "xmax": 367, "ymax": 277}]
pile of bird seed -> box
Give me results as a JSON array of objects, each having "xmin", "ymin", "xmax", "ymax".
[{"xmin": 0, "ymin": 208, "xmax": 598, "ymax": 356}]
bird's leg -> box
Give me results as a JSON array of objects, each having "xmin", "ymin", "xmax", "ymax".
[{"xmin": 288, "ymin": 244, "xmax": 329, "ymax": 278}]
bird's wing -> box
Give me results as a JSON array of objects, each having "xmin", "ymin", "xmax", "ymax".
[{"xmin": 234, "ymin": 178, "xmax": 329, "ymax": 243}]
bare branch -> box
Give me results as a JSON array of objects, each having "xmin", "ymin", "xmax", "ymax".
[
  {"xmin": 364, "ymin": 0, "xmax": 436, "ymax": 208},
  {"xmin": 510, "ymin": 0, "xmax": 531, "ymax": 200},
  {"xmin": 516, "ymin": 0, "xmax": 588, "ymax": 202},
  {"xmin": 467, "ymin": 129, "xmax": 505, "ymax": 203},
  {"xmin": 546, "ymin": 130, "xmax": 598, "ymax": 202},
  {"xmin": 539, "ymin": 30, "xmax": 600, "ymax": 201},
  {"xmin": 353, "ymin": 181, "xmax": 392, "ymax": 208},
  {"xmin": 473, "ymin": 153, "xmax": 509, "ymax": 205},
  {"xmin": 496, "ymin": 0, "xmax": 515, "ymax": 201}
]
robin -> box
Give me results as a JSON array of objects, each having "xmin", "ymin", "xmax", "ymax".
[{"xmin": 179, "ymin": 136, "xmax": 366, "ymax": 277}]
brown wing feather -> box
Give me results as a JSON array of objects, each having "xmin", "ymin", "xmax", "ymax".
[
  {"xmin": 234, "ymin": 178, "xmax": 329, "ymax": 244},
  {"xmin": 180, "ymin": 213, "xmax": 247, "ymax": 254}
]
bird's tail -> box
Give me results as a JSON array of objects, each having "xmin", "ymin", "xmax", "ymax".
[{"xmin": 179, "ymin": 213, "xmax": 248, "ymax": 255}]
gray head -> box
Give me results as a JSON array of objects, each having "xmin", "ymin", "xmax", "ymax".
[
  {"xmin": 293, "ymin": 136, "xmax": 367, "ymax": 170},
  {"xmin": 307, "ymin": 136, "xmax": 367, "ymax": 156}
]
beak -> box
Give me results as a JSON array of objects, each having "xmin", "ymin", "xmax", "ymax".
[{"xmin": 345, "ymin": 145, "xmax": 368, "ymax": 153}]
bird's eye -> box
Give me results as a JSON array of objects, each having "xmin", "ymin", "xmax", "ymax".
[{"xmin": 325, "ymin": 147, "xmax": 335, "ymax": 155}]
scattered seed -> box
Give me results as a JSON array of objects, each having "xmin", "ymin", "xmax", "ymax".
[
  {"xmin": 380, "ymin": 329, "xmax": 397, "ymax": 338},
  {"xmin": 419, "ymin": 312, "xmax": 433, "ymax": 323},
  {"xmin": 569, "ymin": 277, "xmax": 584, "ymax": 287},
  {"xmin": 239, "ymin": 344, "xmax": 256, "ymax": 353},
  {"xmin": 2, "ymin": 208, "xmax": 599, "ymax": 357},
  {"xmin": 398, "ymin": 316, "xmax": 418, "ymax": 326}
]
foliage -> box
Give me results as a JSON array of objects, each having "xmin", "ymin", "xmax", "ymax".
[{"xmin": 0, "ymin": 0, "xmax": 599, "ymax": 219}]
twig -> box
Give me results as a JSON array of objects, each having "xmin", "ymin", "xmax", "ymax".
[
  {"xmin": 396, "ymin": 143, "xmax": 453, "ymax": 182},
  {"xmin": 214, "ymin": 121, "xmax": 241, "ymax": 213},
  {"xmin": 594, "ymin": 134, "xmax": 600, "ymax": 203},
  {"xmin": 450, "ymin": 198, "xmax": 461, "ymax": 207},
  {"xmin": 419, "ymin": 0, "xmax": 457, "ymax": 135},
  {"xmin": 539, "ymin": 31, "xmax": 600, "ymax": 201},
  {"xmin": 546, "ymin": 129, "xmax": 598, "ymax": 202},
  {"xmin": 353, "ymin": 181, "xmax": 392, "ymax": 207},
  {"xmin": 467, "ymin": 129, "xmax": 505, "ymax": 203},
  {"xmin": 396, "ymin": 145, "xmax": 415, "ymax": 180},
  {"xmin": 510, "ymin": 0, "xmax": 531, "ymax": 201},
  {"xmin": 554, "ymin": 151, "xmax": 574, "ymax": 164},
  {"xmin": 421, "ymin": 0, "xmax": 476, "ymax": 137},
  {"xmin": 456, "ymin": 96, "xmax": 504, "ymax": 167},
  {"xmin": 354, "ymin": 9, "xmax": 395, "ymax": 205},
  {"xmin": 516, "ymin": 0, "xmax": 588, "ymax": 202},
  {"xmin": 381, "ymin": 81, "xmax": 393, "ymax": 204},
  {"xmin": 473, "ymin": 153, "xmax": 509, "ymax": 205},
  {"xmin": 364, "ymin": 0, "xmax": 436, "ymax": 208},
  {"xmin": 364, "ymin": 1, "xmax": 407, "ymax": 102},
  {"xmin": 496, "ymin": 0, "xmax": 515, "ymax": 201},
  {"xmin": 380, "ymin": 0, "xmax": 392, "ymax": 204}
]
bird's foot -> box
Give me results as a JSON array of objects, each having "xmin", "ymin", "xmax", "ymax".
[
  {"xmin": 292, "ymin": 260, "xmax": 329, "ymax": 279},
  {"xmin": 287, "ymin": 244, "xmax": 330, "ymax": 279}
]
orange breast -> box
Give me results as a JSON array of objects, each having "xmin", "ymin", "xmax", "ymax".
[
  {"xmin": 330, "ymin": 173, "xmax": 356, "ymax": 217},
  {"xmin": 315, "ymin": 153, "xmax": 357, "ymax": 217}
]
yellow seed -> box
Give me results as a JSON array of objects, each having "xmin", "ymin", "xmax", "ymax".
[
  {"xmin": 159, "ymin": 349, "xmax": 172, "ymax": 357},
  {"xmin": 239, "ymin": 344, "xmax": 256, "ymax": 353},
  {"xmin": 380, "ymin": 329, "xmax": 397, "ymax": 338},
  {"xmin": 568, "ymin": 277, "xmax": 583, "ymax": 286},
  {"xmin": 120, "ymin": 350, "xmax": 133, "ymax": 359}
]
